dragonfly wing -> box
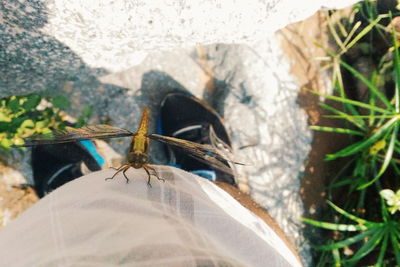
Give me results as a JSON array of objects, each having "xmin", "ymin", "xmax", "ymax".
[
  {"xmin": 148, "ymin": 133, "xmax": 235, "ymax": 175},
  {"xmin": 209, "ymin": 126, "xmax": 245, "ymax": 166},
  {"xmin": 23, "ymin": 125, "xmax": 134, "ymax": 146}
]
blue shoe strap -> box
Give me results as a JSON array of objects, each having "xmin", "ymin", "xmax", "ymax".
[
  {"xmin": 190, "ymin": 170, "xmax": 216, "ymax": 181},
  {"xmin": 79, "ymin": 140, "xmax": 106, "ymax": 167},
  {"xmin": 156, "ymin": 115, "xmax": 164, "ymax": 135}
]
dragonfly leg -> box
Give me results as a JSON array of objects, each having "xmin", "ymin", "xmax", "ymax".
[
  {"xmin": 122, "ymin": 166, "xmax": 131, "ymax": 184},
  {"xmin": 142, "ymin": 166, "xmax": 153, "ymax": 188},
  {"xmin": 109, "ymin": 166, "xmax": 123, "ymax": 171},
  {"xmin": 105, "ymin": 164, "xmax": 129, "ymax": 181},
  {"xmin": 146, "ymin": 165, "xmax": 165, "ymax": 183}
]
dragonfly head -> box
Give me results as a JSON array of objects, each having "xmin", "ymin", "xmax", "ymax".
[{"xmin": 127, "ymin": 152, "xmax": 148, "ymax": 168}]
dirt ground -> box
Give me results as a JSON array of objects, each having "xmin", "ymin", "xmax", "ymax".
[
  {"xmin": 0, "ymin": 163, "xmax": 38, "ymax": 227},
  {"xmin": 279, "ymin": 11, "xmax": 352, "ymax": 220}
]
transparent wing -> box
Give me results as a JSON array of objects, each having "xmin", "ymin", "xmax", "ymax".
[
  {"xmin": 23, "ymin": 125, "xmax": 134, "ymax": 146},
  {"xmin": 148, "ymin": 133, "xmax": 240, "ymax": 175},
  {"xmin": 209, "ymin": 126, "xmax": 244, "ymax": 165}
]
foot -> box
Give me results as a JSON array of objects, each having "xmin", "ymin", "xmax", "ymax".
[{"xmin": 158, "ymin": 93, "xmax": 236, "ymax": 186}]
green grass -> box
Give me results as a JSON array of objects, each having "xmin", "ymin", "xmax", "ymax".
[{"xmin": 303, "ymin": 1, "xmax": 400, "ymax": 266}]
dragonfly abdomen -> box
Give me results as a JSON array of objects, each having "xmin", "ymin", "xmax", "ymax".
[{"xmin": 137, "ymin": 108, "xmax": 150, "ymax": 136}]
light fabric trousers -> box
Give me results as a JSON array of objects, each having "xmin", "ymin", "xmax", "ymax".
[{"xmin": 0, "ymin": 166, "xmax": 301, "ymax": 266}]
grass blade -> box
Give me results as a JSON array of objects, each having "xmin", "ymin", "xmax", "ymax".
[
  {"xmin": 326, "ymin": 116, "xmax": 399, "ymax": 160},
  {"xmin": 375, "ymin": 232, "xmax": 389, "ymax": 266},
  {"xmin": 380, "ymin": 196, "xmax": 390, "ymax": 222},
  {"xmin": 369, "ymin": 71, "xmax": 378, "ymax": 126},
  {"xmin": 342, "ymin": 21, "xmax": 361, "ymax": 48},
  {"xmin": 327, "ymin": 13, "xmax": 346, "ymax": 52},
  {"xmin": 328, "ymin": 178, "xmax": 354, "ymax": 189},
  {"xmin": 392, "ymin": 23, "xmax": 400, "ymax": 113},
  {"xmin": 395, "ymin": 71, "xmax": 400, "ymax": 113},
  {"xmin": 301, "ymin": 218, "xmax": 365, "ymax": 232},
  {"xmin": 344, "ymin": 16, "xmax": 381, "ymax": 51},
  {"xmin": 333, "ymin": 62, "xmax": 361, "ymax": 116},
  {"xmin": 340, "ymin": 60, "xmax": 392, "ymax": 109},
  {"xmin": 391, "ymin": 233, "xmax": 400, "ymax": 265},
  {"xmin": 327, "ymin": 201, "xmax": 370, "ymax": 225},
  {"xmin": 345, "ymin": 226, "xmax": 384, "ymax": 263},
  {"xmin": 313, "ymin": 91, "xmax": 391, "ymax": 114},
  {"xmin": 310, "ymin": 126, "xmax": 364, "ymax": 136},
  {"xmin": 317, "ymin": 228, "xmax": 376, "ymax": 251},
  {"xmin": 358, "ymin": 123, "xmax": 399, "ymax": 189},
  {"xmin": 316, "ymin": 251, "xmax": 331, "ymax": 267},
  {"xmin": 325, "ymin": 115, "xmax": 395, "ymax": 119},
  {"xmin": 319, "ymin": 103, "xmax": 366, "ymax": 129},
  {"xmin": 332, "ymin": 248, "xmax": 341, "ymax": 267}
]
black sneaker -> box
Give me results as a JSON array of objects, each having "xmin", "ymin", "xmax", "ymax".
[
  {"xmin": 158, "ymin": 92, "xmax": 236, "ymax": 186},
  {"xmin": 32, "ymin": 141, "xmax": 103, "ymax": 197}
]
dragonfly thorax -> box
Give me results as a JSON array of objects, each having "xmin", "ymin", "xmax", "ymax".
[{"xmin": 127, "ymin": 151, "xmax": 148, "ymax": 168}]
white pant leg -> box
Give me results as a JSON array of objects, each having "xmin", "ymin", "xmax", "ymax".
[{"xmin": 0, "ymin": 166, "xmax": 302, "ymax": 267}]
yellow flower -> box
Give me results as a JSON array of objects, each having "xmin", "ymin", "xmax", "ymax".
[{"xmin": 370, "ymin": 139, "xmax": 386, "ymax": 155}]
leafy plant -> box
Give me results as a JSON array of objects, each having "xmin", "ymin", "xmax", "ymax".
[
  {"xmin": 303, "ymin": 1, "xmax": 400, "ymax": 266},
  {"xmin": 303, "ymin": 200, "xmax": 400, "ymax": 266},
  {"xmin": 0, "ymin": 92, "xmax": 90, "ymax": 151}
]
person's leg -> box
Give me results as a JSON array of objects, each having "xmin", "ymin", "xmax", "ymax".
[
  {"xmin": 0, "ymin": 167, "xmax": 302, "ymax": 267},
  {"xmin": 215, "ymin": 181, "xmax": 301, "ymax": 264}
]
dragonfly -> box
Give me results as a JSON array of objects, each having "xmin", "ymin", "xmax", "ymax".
[{"xmin": 23, "ymin": 108, "xmax": 240, "ymax": 186}]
